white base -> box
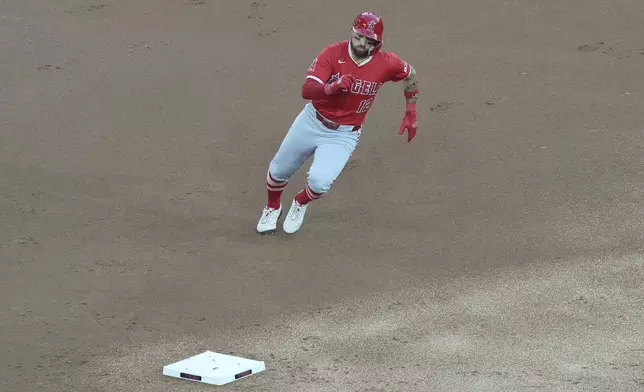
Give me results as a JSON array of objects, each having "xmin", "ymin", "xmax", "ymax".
[{"xmin": 162, "ymin": 351, "xmax": 265, "ymax": 385}]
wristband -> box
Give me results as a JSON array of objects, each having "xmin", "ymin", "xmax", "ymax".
[{"xmin": 404, "ymin": 89, "xmax": 419, "ymax": 99}]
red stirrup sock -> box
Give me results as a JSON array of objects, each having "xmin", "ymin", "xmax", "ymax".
[
  {"xmin": 266, "ymin": 171, "xmax": 288, "ymax": 209},
  {"xmin": 294, "ymin": 185, "xmax": 322, "ymax": 205}
]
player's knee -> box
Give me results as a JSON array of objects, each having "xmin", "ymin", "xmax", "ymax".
[
  {"xmin": 268, "ymin": 162, "xmax": 291, "ymax": 182},
  {"xmin": 307, "ymin": 172, "xmax": 333, "ymax": 195}
]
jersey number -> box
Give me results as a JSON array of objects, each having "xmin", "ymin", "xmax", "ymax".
[{"xmin": 356, "ymin": 98, "xmax": 374, "ymax": 113}]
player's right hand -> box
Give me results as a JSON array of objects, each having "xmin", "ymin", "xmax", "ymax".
[{"xmin": 324, "ymin": 74, "xmax": 355, "ymax": 96}]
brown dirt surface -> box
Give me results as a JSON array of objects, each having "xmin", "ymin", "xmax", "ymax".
[{"xmin": 2, "ymin": 1, "xmax": 644, "ymax": 391}]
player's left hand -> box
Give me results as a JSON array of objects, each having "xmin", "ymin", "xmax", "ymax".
[{"xmin": 398, "ymin": 108, "xmax": 418, "ymax": 142}]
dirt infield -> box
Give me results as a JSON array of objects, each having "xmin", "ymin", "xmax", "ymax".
[{"xmin": 2, "ymin": 1, "xmax": 644, "ymax": 391}]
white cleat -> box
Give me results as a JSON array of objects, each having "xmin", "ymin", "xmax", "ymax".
[
  {"xmin": 283, "ymin": 199, "xmax": 308, "ymax": 234},
  {"xmin": 256, "ymin": 204, "xmax": 282, "ymax": 234}
]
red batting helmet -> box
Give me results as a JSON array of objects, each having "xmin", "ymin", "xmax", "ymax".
[{"xmin": 352, "ymin": 11, "xmax": 384, "ymax": 55}]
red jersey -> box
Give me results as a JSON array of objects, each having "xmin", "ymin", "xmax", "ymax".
[{"xmin": 305, "ymin": 40, "xmax": 412, "ymax": 126}]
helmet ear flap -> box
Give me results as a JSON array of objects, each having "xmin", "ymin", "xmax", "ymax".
[{"xmin": 368, "ymin": 41, "xmax": 383, "ymax": 56}]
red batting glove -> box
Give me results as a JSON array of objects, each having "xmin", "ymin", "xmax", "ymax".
[
  {"xmin": 324, "ymin": 74, "xmax": 355, "ymax": 96},
  {"xmin": 398, "ymin": 101, "xmax": 418, "ymax": 142}
]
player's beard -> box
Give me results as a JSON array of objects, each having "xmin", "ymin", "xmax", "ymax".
[{"xmin": 350, "ymin": 41, "xmax": 370, "ymax": 59}]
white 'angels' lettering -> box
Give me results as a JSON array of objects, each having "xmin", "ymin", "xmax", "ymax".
[{"xmin": 350, "ymin": 79, "xmax": 384, "ymax": 96}]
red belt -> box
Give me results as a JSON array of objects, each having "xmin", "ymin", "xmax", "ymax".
[{"xmin": 316, "ymin": 112, "xmax": 360, "ymax": 132}]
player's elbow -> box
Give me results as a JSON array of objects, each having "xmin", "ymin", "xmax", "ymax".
[
  {"xmin": 301, "ymin": 78, "xmax": 326, "ymax": 100},
  {"xmin": 301, "ymin": 81, "xmax": 310, "ymax": 99},
  {"xmin": 404, "ymin": 66, "xmax": 417, "ymax": 83},
  {"xmin": 301, "ymin": 83, "xmax": 311, "ymax": 100},
  {"xmin": 301, "ymin": 79, "xmax": 314, "ymax": 99}
]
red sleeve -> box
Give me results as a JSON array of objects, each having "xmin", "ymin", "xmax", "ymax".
[
  {"xmin": 301, "ymin": 78, "xmax": 329, "ymax": 100},
  {"xmin": 305, "ymin": 45, "xmax": 336, "ymax": 85},
  {"xmin": 384, "ymin": 52, "xmax": 412, "ymax": 82}
]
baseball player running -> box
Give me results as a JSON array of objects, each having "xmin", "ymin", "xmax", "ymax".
[{"xmin": 257, "ymin": 11, "xmax": 420, "ymax": 235}]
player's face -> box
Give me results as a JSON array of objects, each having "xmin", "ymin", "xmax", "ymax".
[{"xmin": 350, "ymin": 32, "xmax": 378, "ymax": 58}]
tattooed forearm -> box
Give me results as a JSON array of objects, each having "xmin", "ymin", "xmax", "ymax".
[{"xmin": 403, "ymin": 65, "xmax": 419, "ymax": 103}]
